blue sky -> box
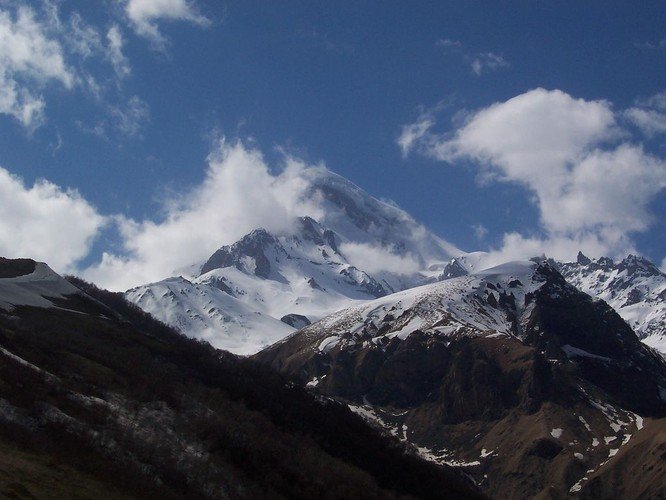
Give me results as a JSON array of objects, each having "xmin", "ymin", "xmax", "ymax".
[{"xmin": 0, "ymin": 0, "xmax": 665, "ymax": 289}]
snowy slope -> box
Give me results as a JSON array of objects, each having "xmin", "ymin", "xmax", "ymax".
[
  {"xmin": 290, "ymin": 260, "xmax": 547, "ymax": 353},
  {"xmin": 432, "ymin": 252, "xmax": 666, "ymax": 355},
  {"xmin": 125, "ymin": 276, "xmax": 294, "ymax": 355},
  {"xmin": 558, "ymin": 253, "xmax": 666, "ymax": 354},
  {"xmin": 0, "ymin": 261, "xmax": 82, "ymax": 311},
  {"xmin": 125, "ymin": 168, "xmax": 462, "ymax": 354}
]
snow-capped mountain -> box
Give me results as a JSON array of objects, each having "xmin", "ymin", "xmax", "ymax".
[
  {"xmin": 557, "ymin": 252, "xmax": 666, "ymax": 354},
  {"xmin": 436, "ymin": 252, "xmax": 666, "ymax": 355},
  {"xmin": 292, "ymin": 260, "xmax": 547, "ymax": 351},
  {"xmin": 124, "ymin": 166, "xmax": 666, "ymax": 357},
  {"xmin": 125, "ymin": 168, "xmax": 461, "ymax": 354},
  {"xmin": 257, "ymin": 260, "xmax": 666, "ymax": 498}
]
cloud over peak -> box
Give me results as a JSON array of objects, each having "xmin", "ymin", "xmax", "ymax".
[{"xmin": 82, "ymin": 139, "xmax": 325, "ymax": 290}]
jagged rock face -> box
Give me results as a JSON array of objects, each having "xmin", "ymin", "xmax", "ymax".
[
  {"xmin": 280, "ymin": 313, "xmax": 311, "ymax": 329},
  {"xmin": 557, "ymin": 253, "xmax": 666, "ymax": 353},
  {"xmin": 438, "ymin": 258, "xmax": 469, "ymax": 280},
  {"xmin": 124, "ymin": 162, "xmax": 665, "ymax": 360},
  {"xmin": 436, "ymin": 252, "xmax": 666, "ymax": 356},
  {"xmin": 256, "ymin": 262, "xmax": 666, "ymax": 499},
  {"xmin": 201, "ymin": 229, "xmax": 280, "ymax": 278}
]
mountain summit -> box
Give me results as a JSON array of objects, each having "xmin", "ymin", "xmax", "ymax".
[
  {"xmin": 126, "ymin": 168, "xmax": 461, "ymax": 354},
  {"xmin": 557, "ymin": 253, "xmax": 666, "ymax": 353}
]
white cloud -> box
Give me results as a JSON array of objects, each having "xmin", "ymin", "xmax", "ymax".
[
  {"xmin": 472, "ymin": 224, "xmax": 488, "ymax": 240},
  {"xmin": 110, "ymin": 95, "xmax": 150, "ymax": 137},
  {"xmin": 82, "ymin": 138, "xmax": 447, "ymax": 290},
  {"xmin": 0, "ymin": 3, "xmax": 74, "ymax": 128},
  {"xmin": 79, "ymin": 95, "xmax": 150, "ymax": 140},
  {"xmin": 477, "ymin": 231, "xmax": 637, "ymax": 270},
  {"xmin": 661, "ymin": 257, "xmax": 666, "ymax": 274},
  {"xmin": 625, "ymin": 108, "xmax": 666, "ymax": 137},
  {"xmin": 339, "ymin": 242, "xmax": 422, "ymax": 275},
  {"xmin": 470, "ymin": 52, "xmax": 509, "ymax": 75},
  {"xmin": 125, "ymin": 0, "xmax": 210, "ymax": 45},
  {"xmin": 0, "ymin": 166, "xmax": 106, "ymax": 272},
  {"xmin": 397, "ymin": 115, "xmax": 434, "ymax": 157},
  {"xmin": 63, "ymin": 14, "xmax": 131, "ymax": 83},
  {"xmin": 82, "ymin": 139, "xmax": 324, "ymax": 290},
  {"xmin": 400, "ymin": 88, "xmax": 666, "ymax": 263},
  {"xmin": 625, "ymin": 91, "xmax": 666, "ymax": 137},
  {"xmin": 67, "ymin": 12, "xmax": 102, "ymax": 59},
  {"xmin": 106, "ymin": 25, "xmax": 131, "ymax": 80}
]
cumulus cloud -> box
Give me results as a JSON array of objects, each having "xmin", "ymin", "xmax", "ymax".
[
  {"xmin": 0, "ymin": 3, "xmax": 74, "ymax": 128},
  {"xmin": 339, "ymin": 242, "xmax": 422, "ymax": 275},
  {"xmin": 82, "ymin": 139, "xmax": 324, "ymax": 290},
  {"xmin": 400, "ymin": 88, "xmax": 666, "ymax": 263},
  {"xmin": 0, "ymin": 166, "xmax": 106, "ymax": 271},
  {"xmin": 81, "ymin": 138, "xmax": 445, "ymax": 290},
  {"xmin": 125, "ymin": 0, "xmax": 210, "ymax": 46},
  {"xmin": 626, "ymin": 108, "xmax": 666, "ymax": 136}
]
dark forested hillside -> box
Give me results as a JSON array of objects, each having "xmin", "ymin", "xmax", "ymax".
[{"xmin": 0, "ymin": 264, "xmax": 481, "ymax": 499}]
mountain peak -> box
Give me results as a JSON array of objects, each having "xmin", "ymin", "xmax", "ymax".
[
  {"xmin": 576, "ymin": 250, "xmax": 591, "ymax": 265},
  {"xmin": 618, "ymin": 253, "xmax": 663, "ymax": 277},
  {"xmin": 200, "ymin": 228, "xmax": 280, "ymax": 278},
  {"xmin": 558, "ymin": 253, "xmax": 666, "ymax": 352}
]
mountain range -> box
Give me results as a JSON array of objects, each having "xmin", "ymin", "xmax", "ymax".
[
  {"xmin": 1, "ymin": 166, "xmax": 665, "ymax": 498},
  {"xmin": 124, "ymin": 167, "xmax": 666, "ymax": 358}
]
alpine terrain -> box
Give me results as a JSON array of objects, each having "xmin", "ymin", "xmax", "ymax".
[
  {"xmin": 125, "ymin": 167, "xmax": 463, "ymax": 354},
  {"xmin": 257, "ymin": 260, "xmax": 666, "ymax": 499},
  {"xmin": 125, "ymin": 167, "xmax": 666, "ymax": 359},
  {"xmin": 557, "ymin": 252, "xmax": 666, "ymax": 353}
]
